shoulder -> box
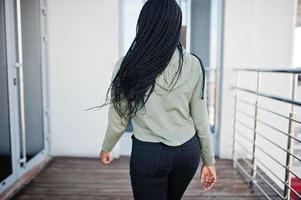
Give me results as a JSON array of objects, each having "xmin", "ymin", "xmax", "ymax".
[
  {"xmin": 186, "ymin": 53, "xmax": 204, "ymax": 83},
  {"xmin": 189, "ymin": 54, "xmax": 203, "ymax": 72}
]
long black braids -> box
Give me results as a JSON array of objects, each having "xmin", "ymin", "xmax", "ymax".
[{"xmin": 85, "ymin": 0, "xmax": 184, "ymax": 124}]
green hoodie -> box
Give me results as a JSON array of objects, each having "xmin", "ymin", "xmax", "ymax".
[{"xmin": 101, "ymin": 47, "xmax": 216, "ymax": 166}]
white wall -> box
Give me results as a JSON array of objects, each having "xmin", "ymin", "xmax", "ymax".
[
  {"xmin": 219, "ymin": 0, "xmax": 296, "ymax": 187},
  {"xmin": 48, "ymin": 0, "xmax": 120, "ymax": 157},
  {"xmin": 293, "ymin": 27, "xmax": 301, "ymax": 66}
]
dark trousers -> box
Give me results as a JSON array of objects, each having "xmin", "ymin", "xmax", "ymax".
[{"xmin": 129, "ymin": 133, "xmax": 201, "ymax": 200}]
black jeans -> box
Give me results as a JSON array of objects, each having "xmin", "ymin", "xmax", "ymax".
[{"xmin": 129, "ymin": 133, "xmax": 201, "ymax": 200}]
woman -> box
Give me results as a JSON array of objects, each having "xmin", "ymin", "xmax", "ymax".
[{"xmin": 97, "ymin": 0, "xmax": 217, "ymax": 199}]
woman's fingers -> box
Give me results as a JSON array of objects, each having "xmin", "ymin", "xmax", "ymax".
[
  {"xmin": 200, "ymin": 169, "xmax": 210, "ymax": 190},
  {"xmin": 204, "ymin": 175, "xmax": 210, "ymax": 190},
  {"xmin": 207, "ymin": 174, "xmax": 216, "ymax": 189},
  {"xmin": 200, "ymin": 165, "xmax": 217, "ymax": 191},
  {"xmin": 204, "ymin": 178, "xmax": 213, "ymax": 191},
  {"xmin": 103, "ymin": 156, "xmax": 111, "ymax": 164}
]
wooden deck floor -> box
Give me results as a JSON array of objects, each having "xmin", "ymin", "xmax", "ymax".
[{"xmin": 12, "ymin": 156, "xmax": 268, "ymax": 200}]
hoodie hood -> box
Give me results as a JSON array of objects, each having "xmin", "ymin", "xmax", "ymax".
[{"xmin": 155, "ymin": 47, "xmax": 192, "ymax": 93}]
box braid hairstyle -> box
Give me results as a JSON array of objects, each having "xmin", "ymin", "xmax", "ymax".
[{"xmin": 86, "ymin": 0, "xmax": 184, "ymax": 124}]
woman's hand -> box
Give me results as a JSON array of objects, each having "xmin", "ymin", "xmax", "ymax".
[
  {"xmin": 100, "ymin": 150, "xmax": 113, "ymax": 164},
  {"xmin": 200, "ymin": 164, "xmax": 217, "ymax": 191}
]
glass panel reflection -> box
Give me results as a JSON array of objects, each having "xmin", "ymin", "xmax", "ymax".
[
  {"xmin": 20, "ymin": 0, "xmax": 44, "ymax": 161},
  {"xmin": 0, "ymin": 0, "xmax": 13, "ymax": 183}
]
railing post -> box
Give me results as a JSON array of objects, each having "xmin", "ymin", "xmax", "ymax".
[
  {"xmin": 284, "ymin": 73, "xmax": 297, "ymax": 200},
  {"xmin": 250, "ymin": 71, "xmax": 261, "ymax": 191},
  {"xmin": 284, "ymin": 112, "xmax": 296, "ymax": 200},
  {"xmin": 232, "ymin": 70, "xmax": 239, "ymax": 168}
]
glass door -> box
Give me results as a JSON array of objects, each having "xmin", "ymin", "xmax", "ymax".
[
  {"xmin": 0, "ymin": 0, "xmax": 48, "ymax": 192},
  {"xmin": 17, "ymin": 0, "xmax": 45, "ymax": 164},
  {"xmin": 15, "ymin": 0, "xmax": 48, "ymax": 171},
  {"xmin": 0, "ymin": 0, "xmax": 13, "ymax": 189}
]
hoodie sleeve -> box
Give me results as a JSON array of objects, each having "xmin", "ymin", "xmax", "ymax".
[
  {"xmin": 101, "ymin": 56, "xmax": 129, "ymax": 153},
  {"xmin": 189, "ymin": 63, "xmax": 216, "ymax": 166}
]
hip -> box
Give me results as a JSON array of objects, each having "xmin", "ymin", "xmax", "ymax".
[{"xmin": 130, "ymin": 132, "xmax": 201, "ymax": 176}]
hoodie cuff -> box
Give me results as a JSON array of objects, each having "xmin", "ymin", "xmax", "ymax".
[
  {"xmin": 101, "ymin": 144, "xmax": 113, "ymax": 153},
  {"xmin": 201, "ymin": 156, "xmax": 216, "ymax": 166}
]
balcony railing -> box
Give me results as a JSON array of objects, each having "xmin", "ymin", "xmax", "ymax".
[{"xmin": 231, "ymin": 67, "xmax": 301, "ymax": 200}]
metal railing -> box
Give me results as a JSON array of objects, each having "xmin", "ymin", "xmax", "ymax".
[{"xmin": 231, "ymin": 67, "xmax": 301, "ymax": 200}]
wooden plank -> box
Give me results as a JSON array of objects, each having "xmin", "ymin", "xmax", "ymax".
[{"xmin": 12, "ymin": 157, "xmax": 266, "ymax": 200}]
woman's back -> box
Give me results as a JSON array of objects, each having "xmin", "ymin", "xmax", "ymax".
[
  {"xmin": 132, "ymin": 48, "xmax": 199, "ymax": 145},
  {"xmin": 102, "ymin": 47, "xmax": 215, "ymax": 166}
]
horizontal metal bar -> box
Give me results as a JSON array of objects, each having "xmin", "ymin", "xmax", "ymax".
[
  {"xmin": 237, "ymin": 127, "xmax": 297, "ymax": 175},
  {"xmin": 233, "ymin": 67, "xmax": 301, "ymax": 73},
  {"xmin": 235, "ymin": 123, "xmax": 301, "ymax": 164},
  {"xmin": 232, "ymin": 86, "xmax": 301, "ymax": 107},
  {"xmin": 255, "ymin": 157, "xmax": 288, "ymax": 186},
  {"xmin": 236, "ymin": 153, "xmax": 253, "ymax": 169},
  {"xmin": 237, "ymin": 126, "xmax": 282, "ymax": 156},
  {"xmin": 257, "ymin": 105, "xmax": 301, "ymax": 125},
  {"xmin": 235, "ymin": 111, "xmax": 301, "ymax": 144},
  {"xmin": 249, "ymin": 113, "xmax": 286, "ymax": 135},
  {"xmin": 255, "ymin": 144, "xmax": 301, "ymax": 183},
  {"xmin": 237, "ymin": 153, "xmax": 284, "ymax": 199},
  {"xmin": 236, "ymin": 108, "xmax": 254, "ymax": 119},
  {"xmin": 235, "ymin": 158, "xmax": 274, "ymax": 200},
  {"xmin": 236, "ymin": 97, "xmax": 254, "ymax": 106},
  {"xmin": 257, "ymin": 117, "xmax": 301, "ymax": 143},
  {"xmin": 256, "ymin": 131, "xmax": 301, "ymax": 163},
  {"xmin": 255, "ymin": 167, "xmax": 285, "ymax": 199},
  {"xmin": 234, "ymin": 159, "xmax": 253, "ymax": 180},
  {"xmin": 255, "ymin": 156, "xmax": 301, "ymax": 198},
  {"xmin": 236, "ymin": 119, "xmax": 255, "ymax": 132},
  {"xmin": 234, "ymin": 139, "xmax": 253, "ymax": 157},
  {"xmin": 235, "ymin": 129, "xmax": 254, "ymax": 144},
  {"xmin": 255, "ymin": 142, "xmax": 300, "ymax": 175},
  {"xmin": 237, "ymin": 97, "xmax": 301, "ymax": 125},
  {"xmin": 235, "ymin": 127, "xmax": 301, "ymax": 183}
]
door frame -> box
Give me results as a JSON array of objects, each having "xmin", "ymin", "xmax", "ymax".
[
  {"xmin": 0, "ymin": 0, "xmax": 50, "ymax": 193},
  {"xmin": 0, "ymin": 0, "xmax": 18, "ymax": 192},
  {"xmin": 210, "ymin": 0, "xmax": 225, "ymax": 157}
]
